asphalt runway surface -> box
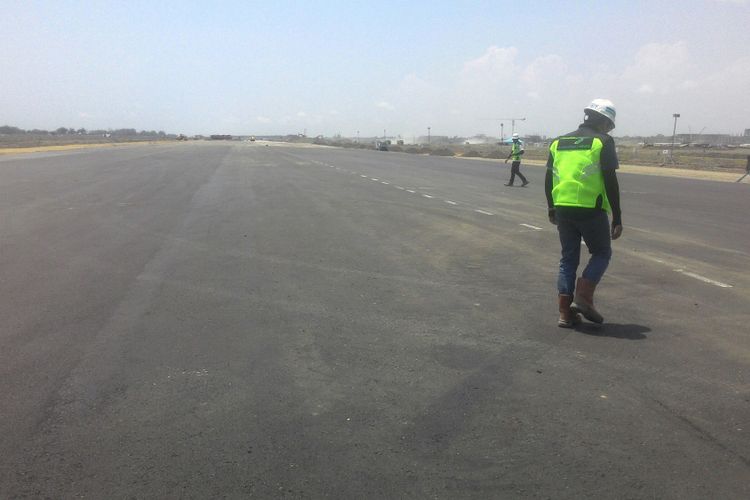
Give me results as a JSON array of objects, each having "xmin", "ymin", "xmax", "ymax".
[{"xmin": 1, "ymin": 142, "xmax": 748, "ymax": 498}]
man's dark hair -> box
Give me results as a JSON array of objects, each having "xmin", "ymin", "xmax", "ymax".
[
  {"xmin": 583, "ymin": 110, "xmax": 615, "ymax": 132},
  {"xmin": 584, "ymin": 109, "xmax": 611, "ymax": 127}
]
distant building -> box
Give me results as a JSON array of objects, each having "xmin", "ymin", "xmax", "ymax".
[
  {"xmin": 465, "ymin": 135, "xmax": 494, "ymax": 145},
  {"xmin": 416, "ymin": 135, "xmax": 455, "ymax": 145},
  {"xmin": 676, "ymin": 133, "xmax": 741, "ymax": 145},
  {"xmin": 744, "ymin": 128, "xmax": 750, "ymax": 137}
]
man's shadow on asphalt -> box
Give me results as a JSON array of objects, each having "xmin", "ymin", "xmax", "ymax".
[{"xmin": 574, "ymin": 322, "xmax": 650, "ymax": 340}]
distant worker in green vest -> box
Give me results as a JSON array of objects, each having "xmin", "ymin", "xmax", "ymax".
[
  {"xmin": 504, "ymin": 133, "xmax": 529, "ymax": 186},
  {"xmin": 545, "ymin": 99, "xmax": 623, "ymax": 327}
]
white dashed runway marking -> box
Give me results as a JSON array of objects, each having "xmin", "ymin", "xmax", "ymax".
[
  {"xmin": 303, "ymin": 158, "xmax": 733, "ymax": 291},
  {"xmin": 674, "ymin": 269, "xmax": 733, "ymax": 288}
]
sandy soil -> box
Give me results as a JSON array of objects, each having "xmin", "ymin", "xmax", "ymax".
[
  {"xmin": 470, "ymin": 157, "xmax": 749, "ymax": 183},
  {"xmin": 0, "ymin": 141, "xmax": 169, "ymax": 155},
  {"xmin": 521, "ymin": 159, "xmax": 748, "ymax": 183}
]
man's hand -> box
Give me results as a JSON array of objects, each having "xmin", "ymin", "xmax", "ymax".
[
  {"xmin": 611, "ymin": 224, "xmax": 623, "ymax": 240},
  {"xmin": 548, "ymin": 209, "xmax": 557, "ymax": 225}
]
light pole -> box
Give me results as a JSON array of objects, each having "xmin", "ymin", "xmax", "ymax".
[
  {"xmin": 356, "ymin": 130, "xmax": 359, "ymax": 143},
  {"xmin": 670, "ymin": 113, "xmax": 680, "ymax": 164},
  {"xmin": 427, "ymin": 127, "xmax": 431, "ymax": 145}
]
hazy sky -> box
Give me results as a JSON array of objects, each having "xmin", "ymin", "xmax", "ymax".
[{"xmin": 2, "ymin": 0, "xmax": 749, "ymax": 138}]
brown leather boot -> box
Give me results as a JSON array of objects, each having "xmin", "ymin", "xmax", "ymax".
[
  {"xmin": 558, "ymin": 294, "xmax": 580, "ymax": 328},
  {"xmin": 571, "ymin": 277, "xmax": 604, "ymax": 324}
]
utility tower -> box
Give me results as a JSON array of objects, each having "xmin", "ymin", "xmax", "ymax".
[
  {"xmin": 499, "ymin": 117, "xmax": 526, "ymax": 137},
  {"xmin": 482, "ymin": 117, "xmax": 526, "ymax": 141},
  {"xmin": 669, "ymin": 113, "xmax": 680, "ymax": 165}
]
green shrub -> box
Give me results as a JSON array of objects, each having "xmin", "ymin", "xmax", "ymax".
[
  {"xmin": 429, "ymin": 147, "xmax": 455, "ymax": 156},
  {"xmin": 484, "ymin": 149, "xmax": 504, "ymax": 159}
]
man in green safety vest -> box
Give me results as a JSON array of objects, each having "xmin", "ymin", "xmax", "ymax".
[
  {"xmin": 545, "ymin": 99, "xmax": 623, "ymax": 327},
  {"xmin": 504, "ymin": 133, "xmax": 528, "ymax": 186}
]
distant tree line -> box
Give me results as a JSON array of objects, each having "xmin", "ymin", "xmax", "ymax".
[{"xmin": 0, "ymin": 125, "xmax": 169, "ymax": 137}]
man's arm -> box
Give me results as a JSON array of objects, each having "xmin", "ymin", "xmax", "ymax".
[
  {"xmin": 600, "ymin": 136, "xmax": 622, "ymax": 238},
  {"xmin": 603, "ymin": 170, "xmax": 622, "ymax": 239},
  {"xmin": 600, "ymin": 135, "xmax": 622, "ymax": 240},
  {"xmin": 602, "ymin": 169, "xmax": 621, "ymax": 226},
  {"xmin": 600, "ymin": 136, "xmax": 621, "ymax": 220}
]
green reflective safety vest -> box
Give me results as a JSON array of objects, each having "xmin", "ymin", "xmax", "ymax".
[
  {"xmin": 549, "ymin": 136, "xmax": 611, "ymax": 212},
  {"xmin": 511, "ymin": 141, "xmax": 523, "ymax": 161}
]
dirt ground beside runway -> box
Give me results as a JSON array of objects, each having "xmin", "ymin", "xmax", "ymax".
[
  {"xmin": 471, "ymin": 157, "xmax": 749, "ymax": 183},
  {"xmin": 0, "ymin": 141, "xmax": 170, "ymax": 156},
  {"xmin": 546, "ymin": 160, "xmax": 746, "ymax": 182}
]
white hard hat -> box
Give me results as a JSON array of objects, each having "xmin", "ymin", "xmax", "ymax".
[
  {"xmin": 584, "ymin": 99, "xmax": 616, "ymax": 127},
  {"xmin": 512, "ymin": 133, "xmax": 519, "ymax": 139}
]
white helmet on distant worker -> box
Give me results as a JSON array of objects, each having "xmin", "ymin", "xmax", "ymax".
[
  {"xmin": 584, "ymin": 99, "xmax": 616, "ymax": 127},
  {"xmin": 512, "ymin": 133, "xmax": 520, "ymax": 140}
]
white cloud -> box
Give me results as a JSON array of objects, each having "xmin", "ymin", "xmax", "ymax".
[
  {"xmin": 637, "ymin": 84, "xmax": 655, "ymax": 94},
  {"xmin": 397, "ymin": 73, "xmax": 441, "ymax": 100},
  {"xmin": 256, "ymin": 116, "xmax": 272, "ymax": 123},
  {"xmin": 700, "ymin": 57, "xmax": 750, "ymax": 98},
  {"xmin": 461, "ymin": 46, "xmax": 518, "ymax": 82},
  {"xmin": 454, "ymin": 47, "xmax": 521, "ymax": 119},
  {"xmin": 621, "ymin": 41, "xmax": 691, "ymax": 95},
  {"xmin": 614, "ymin": 47, "xmax": 750, "ymax": 134},
  {"xmin": 679, "ymin": 80, "xmax": 699, "ymax": 90},
  {"xmin": 297, "ymin": 111, "xmax": 307, "ymax": 118},
  {"xmin": 377, "ymin": 42, "xmax": 748, "ymax": 137},
  {"xmin": 522, "ymin": 54, "xmax": 567, "ymax": 89}
]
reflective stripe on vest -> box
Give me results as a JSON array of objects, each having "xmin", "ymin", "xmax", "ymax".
[{"xmin": 549, "ymin": 136, "xmax": 610, "ymax": 212}]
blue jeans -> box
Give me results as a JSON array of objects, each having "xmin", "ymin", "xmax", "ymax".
[{"xmin": 556, "ymin": 210, "xmax": 612, "ymax": 295}]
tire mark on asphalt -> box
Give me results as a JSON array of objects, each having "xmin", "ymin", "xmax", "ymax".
[{"xmin": 650, "ymin": 397, "xmax": 750, "ymax": 468}]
